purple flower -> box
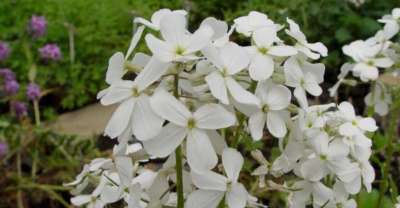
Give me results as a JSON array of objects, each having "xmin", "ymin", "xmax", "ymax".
[
  {"xmin": 11, "ymin": 101, "xmax": 27, "ymax": 118},
  {"xmin": 39, "ymin": 44, "xmax": 61, "ymax": 61},
  {"xmin": 0, "ymin": 41, "xmax": 10, "ymax": 61},
  {"xmin": 26, "ymin": 83, "xmax": 41, "ymax": 101},
  {"xmin": 4, "ymin": 80, "xmax": 19, "ymax": 95},
  {"xmin": 0, "ymin": 68, "xmax": 15, "ymax": 81},
  {"xmin": 0, "ymin": 142, "xmax": 8, "ymax": 156},
  {"xmin": 28, "ymin": 15, "xmax": 47, "ymax": 38}
]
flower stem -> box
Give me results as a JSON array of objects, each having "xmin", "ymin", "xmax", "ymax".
[
  {"xmin": 173, "ymin": 73, "xmax": 184, "ymax": 208},
  {"xmin": 33, "ymin": 100, "xmax": 40, "ymax": 126}
]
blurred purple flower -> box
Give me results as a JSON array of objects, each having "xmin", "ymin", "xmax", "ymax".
[
  {"xmin": 4, "ymin": 80, "xmax": 19, "ymax": 95},
  {"xmin": 39, "ymin": 44, "xmax": 61, "ymax": 61},
  {"xmin": 0, "ymin": 142, "xmax": 8, "ymax": 156},
  {"xmin": 11, "ymin": 101, "xmax": 27, "ymax": 118},
  {"xmin": 28, "ymin": 15, "xmax": 47, "ymax": 38},
  {"xmin": 26, "ymin": 83, "xmax": 41, "ymax": 101},
  {"xmin": 0, "ymin": 41, "xmax": 10, "ymax": 61},
  {"xmin": 0, "ymin": 68, "xmax": 15, "ymax": 81}
]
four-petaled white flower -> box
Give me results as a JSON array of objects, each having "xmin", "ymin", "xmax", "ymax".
[
  {"xmin": 186, "ymin": 148, "xmax": 248, "ymax": 208},
  {"xmin": 248, "ymin": 81, "xmax": 291, "ymax": 139},
  {"xmin": 284, "ymin": 56, "xmax": 324, "ymax": 108},
  {"xmin": 143, "ymin": 90, "xmax": 236, "ymax": 172},
  {"xmin": 247, "ymin": 27, "xmax": 297, "ymax": 81},
  {"xmin": 234, "ymin": 11, "xmax": 280, "ymax": 37},
  {"xmin": 204, "ymin": 42, "xmax": 259, "ymax": 105},
  {"xmin": 145, "ymin": 13, "xmax": 213, "ymax": 63}
]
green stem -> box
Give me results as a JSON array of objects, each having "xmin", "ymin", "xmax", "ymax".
[
  {"xmin": 33, "ymin": 100, "xmax": 40, "ymax": 126},
  {"xmin": 217, "ymin": 196, "xmax": 225, "ymax": 208},
  {"xmin": 173, "ymin": 73, "xmax": 184, "ymax": 208},
  {"xmin": 376, "ymin": 104, "xmax": 399, "ymax": 207},
  {"xmin": 17, "ymin": 152, "xmax": 24, "ymax": 208}
]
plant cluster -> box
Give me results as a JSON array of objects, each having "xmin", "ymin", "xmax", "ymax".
[{"xmin": 65, "ymin": 8, "xmax": 400, "ymax": 208}]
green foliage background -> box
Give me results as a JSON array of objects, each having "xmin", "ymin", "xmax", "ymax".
[{"xmin": 0, "ymin": 0, "xmax": 397, "ymax": 111}]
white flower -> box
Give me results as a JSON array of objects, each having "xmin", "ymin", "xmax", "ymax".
[
  {"xmin": 247, "ymin": 27, "xmax": 297, "ymax": 81},
  {"xmin": 285, "ymin": 18, "xmax": 328, "ymax": 60},
  {"xmin": 234, "ymin": 11, "xmax": 279, "ymax": 37},
  {"xmin": 143, "ymin": 90, "xmax": 236, "ymax": 172},
  {"xmin": 284, "ymin": 56, "xmax": 324, "ymax": 108},
  {"xmin": 145, "ymin": 13, "xmax": 213, "ymax": 63},
  {"xmin": 364, "ymin": 82, "xmax": 392, "ymax": 116},
  {"xmin": 337, "ymin": 159, "xmax": 375, "ymax": 193},
  {"xmin": 337, "ymin": 101, "xmax": 378, "ymax": 137},
  {"xmin": 378, "ymin": 8, "xmax": 400, "ymax": 39},
  {"xmin": 299, "ymin": 131, "xmax": 350, "ymax": 181},
  {"xmin": 186, "ymin": 148, "xmax": 248, "ymax": 208},
  {"xmin": 100, "ymin": 55, "xmax": 172, "ymax": 139},
  {"xmin": 342, "ymin": 40, "xmax": 394, "ymax": 82},
  {"xmin": 134, "ymin": 8, "xmax": 187, "ymax": 30},
  {"xmin": 325, "ymin": 182, "xmax": 357, "ymax": 208},
  {"xmin": 289, "ymin": 180, "xmax": 333, "ymax": 208},
  {"xmin": 248, "ymin": 81, "xmax": 291, "ymax": 139},
  {"xmin": 203, "ymin": 42, "xmax": 259, "ymax": 105}
]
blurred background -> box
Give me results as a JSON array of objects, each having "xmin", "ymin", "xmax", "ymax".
[{"xmin": 0, "ymin": 0, "xmax": 398, "ymax": 207}]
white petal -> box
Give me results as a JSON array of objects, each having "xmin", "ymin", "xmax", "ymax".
[
  {"xmin": 222, "ymin": 148, "xmax": 244, "ymax": 182},
  {"xmin": 71, "ymin": 195, "xmax": 91, "ymax": 206},
  {"xmin": 134, "ymin": 57, "xmax": 171, "ymax": 91},
  {"xmin": 261, "ymin": 83, "xmax": 291, "ymax": 110},
  {"xmin": 249, "ymin": 111, "xmax": 267, "ymax": 141},
  {"xmin": 194, "ymin": 104, "xmax": 236, "ymax": 129},
  {"xmin": 187, "ymin": 129, "xmax": 218, "ymax": 172},
  {"xmin": 145, "ymin": 34, "xmax": 174, "ymax": 62},
  {"xmin": 205, "ymin": 71, "xmax": 229, "ymax": 105},
  {"xmin": 253, "ymin": 27, "xmax": 276, "ymax": 47},
  {"xmin": 115, "ymin": 156, "xmax": 134, "ymax": 186},
  {"xmin": 294, "ymin": 87, "xmax": 308, "ymax": 108},
  {"xmin": 248, "ymin": 54, "xmax": 274, "ymax": 81},
  {"xmin": 304, "ymin": 73, "xmax": 322, "ymax": 96},
  {"xmin": 185, "ymin": 190, "xmax": 225, "ymax": 208},
  {"xmin": 207, "ymin": 130, "xmax": 227, "ymax": 155},
  {"xmin": 226, "ymin": 77, "xmax": 260, "ymax": 106},
  {"xmin": 132, "ymin": 95, "xmax": 164, "ymax": 140},
  {"xmin": 305, "ymin": 42, "xmax": 328, "ymax": 57},
  {"xmin": 339, "ymin": 122, "xmax": 360, "ymax": 136},
  {"xmin": 357, "ymin": 118, "xmax": 378, "ymax": 132},
  {"xmin": 266, "ymin": 111, "xmax": 287, "ymax": 138},
  {"xmin": 283, "ymin": 57, "xmax": 303, "ymax": 87},
  {"xmin": 226, "ymin": 183, "xmax": 248, "ymax": 208},
  {"xmin": 338, "ymin": 102, "xmax": 356, "ymax": 119},
  {"xmin": 312, "ymin": 182, "xmax": 333, "ymax": 207},
  {"xmin": 100, "ymin": 81, "xmax": 134, "ymax": 105},
  {"xmin": 159, "ymin": 12, "xmax": 187, "ymax": 44},
  {"xmin": 185, "ymin": 26, "xmax": 213, "ymax": 54},
  {"xmin": 150, "ymin": 89, "xmax": 191, "ymax": 126},
  {"xmin": 300, "ymin": 158, "xmax": 327, "ymax": 181},
  {"xmin": 191, "ymin": 170, "xmax": 227, "ymax": 191},
  {"xmin": 268, "ymin": 45, "xmax": 298, "ymax": 57},
  {"xmin": 143, "ymin": 123, "xmax": 187, "ymax": 157},
  {"xmin": 106, "ymin": 52, "xmax": 124, "ymax": 84},
  {"xmin": 126, "ymin": 25, "xmax": 145, "ymax": 59},
  {"xmin": 104, "ymin": 98, "xmax": 135, "ymax": 138},
  {"xmin": 220, "ymin": 42, "xmax": 250, "ymax": 75},
  {"xmin": 373, "ymin": 57, "xmax": 393, "ymax": 68}
]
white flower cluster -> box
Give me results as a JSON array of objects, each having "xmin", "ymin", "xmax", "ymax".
[
  {"xmin": 66, "ymin": 9, "xmax": 378, "ymax": 208},
  {"xmin": 330, "ymin": 8, "xmax": 400, "ymax": 116}
]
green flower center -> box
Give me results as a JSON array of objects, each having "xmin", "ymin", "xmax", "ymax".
[
  {"xmin": 132, "ymin": 87, "xmax": 140, "ymax": 97},
  {"xmin": 262, "ymin": 104, "xmax": 269, "ymax": 113},
  {"xmin": 187, "ymin": 118, "xmax": 196, "ymax": 129},
  {"xmin": 258, "ymin": 47, "xmax": 269, "ymax": 55},
  {"xmin": 175, "ymin": 46, "xmax": 186, "ymax": 56}
]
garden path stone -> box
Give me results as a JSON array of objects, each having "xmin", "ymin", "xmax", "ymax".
[{"xmin": 49, "ymin": 103, "xmax": 117, "ymax": 137}]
